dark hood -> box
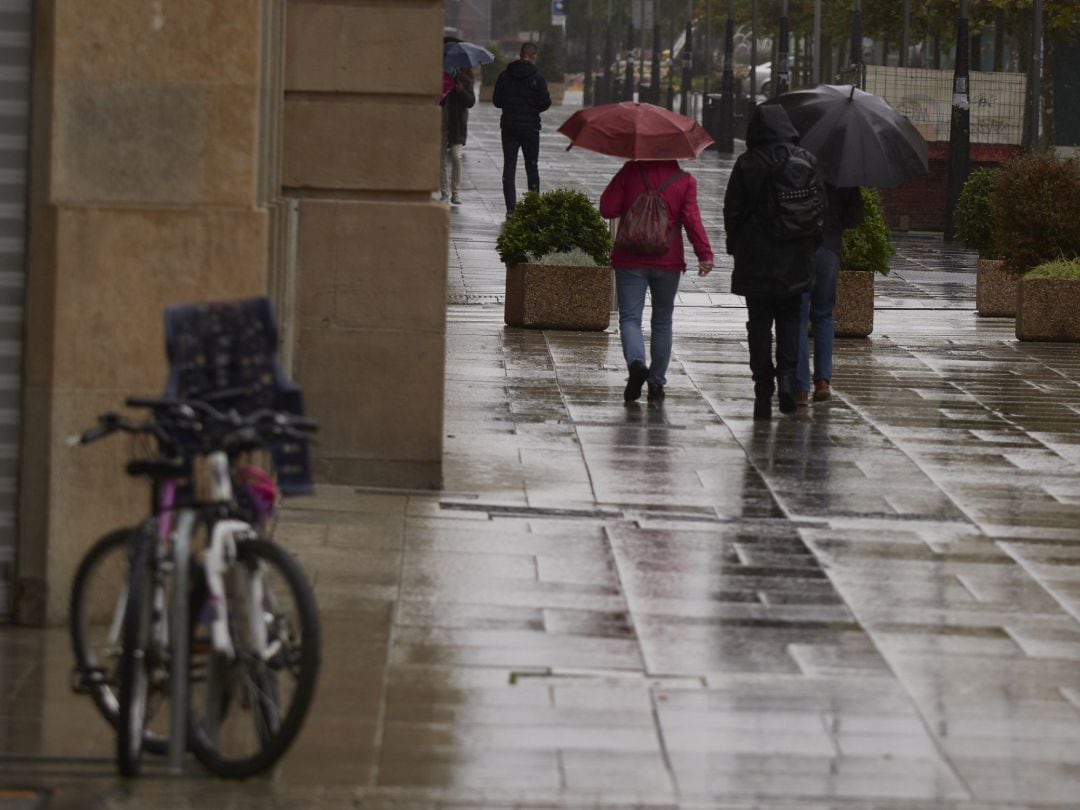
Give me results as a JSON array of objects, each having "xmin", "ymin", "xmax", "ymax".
[
  {"xmin": 507, "ymin": 59, "xmax": 540, "ymax": 80},
  {"xmin": 746, "ymin": 104, "xmax": 800, "ymax": 149}
]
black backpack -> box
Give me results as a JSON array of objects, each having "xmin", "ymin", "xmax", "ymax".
[{"xmin": 758, "ymin": 145, "xmax": 825, "ymax": 241}]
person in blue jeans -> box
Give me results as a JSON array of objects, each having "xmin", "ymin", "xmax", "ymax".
[
  {"xmin": 796, "ymin": 185, "xmax": 864, "ymax": 404},
  {"xmin": 600, "ymin": 160, "xmax": 714, "ymax": 403}
]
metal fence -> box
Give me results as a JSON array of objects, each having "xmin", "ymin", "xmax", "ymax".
[{"xmin": 858, "ymin": 66, "xmax": 1027, "ymax": 145}]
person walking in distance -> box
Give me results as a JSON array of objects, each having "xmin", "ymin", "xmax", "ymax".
[
  {"xmin": 493, "ymin": 42, "xmax": 551, "ymax": 216},
  {"xmin": 440, "ymin": 67, "xmax": 475, "ymax": 205},
  {"xmin": 600, "ymin": 160, "xmax": 714, "ymax": 403},
  {"xmin": 723, "ymin": 105, "xmax": 825, "ymax": 419},
  {"xmin": 795, "ymin": 184, "xmax": 864, "ymax": 404}
]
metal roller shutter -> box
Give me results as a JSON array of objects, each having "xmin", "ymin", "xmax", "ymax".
[{"xmin": 0, "ymin": 0, "xmax": 31, "ymax": 618}]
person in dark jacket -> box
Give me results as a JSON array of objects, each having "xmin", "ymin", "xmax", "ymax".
[
  {"xmin": 492, "ymin": 42, "xmax": 552, "ymax": 216},
  {"xmin": 440, "ymin": 67, "xmax": 476, "ymax": 205},
  {"xmin": 723, "ymin": 105, "xmax": 824, "ymax": 420},
  {"xmin": 796, "ymin": 184, "xmax": 864, "ymax": 404}
]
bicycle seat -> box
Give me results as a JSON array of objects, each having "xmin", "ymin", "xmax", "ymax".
[{"xmin": 126, "ymin": 458, "xmax": 188, "ymax": 480}]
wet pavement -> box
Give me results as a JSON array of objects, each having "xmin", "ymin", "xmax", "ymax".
[{"xmin": 3, "ymin": 103, "xmax": 1080, "ymax": 808}]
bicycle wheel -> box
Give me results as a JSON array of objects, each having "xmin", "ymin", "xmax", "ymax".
[
  {"xmin": 116, "ymin": 527, "xmax": 161, "ymax": 777},
  {"xmin": 69, "ymin": 528, "xmax": 169, "ymax": 755},
  {"xmin": 188, "ymin": 538, "xmax": 320, "ymax": 779}
]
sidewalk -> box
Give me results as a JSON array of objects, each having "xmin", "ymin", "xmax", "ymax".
[{"xmin": 2, "ymin": 102, "xmax": 1080, "ymax": 809}]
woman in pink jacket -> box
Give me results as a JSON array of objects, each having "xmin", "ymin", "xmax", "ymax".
[{"xmin": 600, "ymin": 160, "xmax": 714, "ymax": 403}]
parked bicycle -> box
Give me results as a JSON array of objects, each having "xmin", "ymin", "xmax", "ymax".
[{"xmin": 68, "ymin": 397, "xmax": 320, "ymax": 778}]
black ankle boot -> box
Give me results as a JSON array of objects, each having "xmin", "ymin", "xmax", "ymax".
[
  {"xmin": 753, "ymin": 396, "xmax": 772, "ymax": 420},
  {"xmin": 777, "ymin": 375, "xmax": 796, "ymax": 414},
  {"xmin": 624, "ymin": 360, "xmax": 649, "ymax": 402},
  {"xmin": 647, "ymin": 382, "xmax": 665, "ymax": 402}
]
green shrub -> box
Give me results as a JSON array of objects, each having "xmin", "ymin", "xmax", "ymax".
[
  {"xmin": 481, "ymin": 43, "xmax": 509, "ymax": 86},
  {"xmin": 991, "ymin": 151, "xmax": 1080, "ymax": 273},
  {"xmin": 842, "ymin": 188, "xmax": 894, "ymax": 275},
  {"xmin": 1024, "ymin": 257, "xmax": 1080, "ymax": 280},
  {"xmin": 540, "ymin": 27, "xmax": 567, "ymax": 81},
  {"xmin": 954, "ymin": 167, "xmax": 1000, "ymax": 257},
  {"xmin": 528, "ymin": 248, "xmax": 599, "ymax": 266},
  {"xmin": 497, "ymin": 189, "xmax": 612, "ymax": 267}
]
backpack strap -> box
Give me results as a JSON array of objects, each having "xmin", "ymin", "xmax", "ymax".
[
  {"xmin": 636, "ymin": 162, "xmax": 653, "ymax": 191},
  {"xmin": 657, "ymin": 169, "xmax": 684, "ymax": 192}
]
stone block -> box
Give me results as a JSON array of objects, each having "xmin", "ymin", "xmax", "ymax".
[
  {"xmin": 504, "ymin": 264, "xmax": 612, "ymax": 331},
  {"xmin": 1016, "ymin": 278, "xmax": 1080, "ymax": 342},
  {"xmin": 46, "ymin": 1, "xmax": 261, "ymax": 207},
  {"xmin": 51, "ymin": 0, "xmax": 261, "ymax": 85},
  {"xmin": 18, "ymin": 204, "xmax": 268, "ymax": 623},
  {"xmin": 295, "ymin": 199, "xmax": 449, "ymax": 332},
  {"xmin": 283, "ymin": 98, "xmax": 440, "ymax": 191},
  {"xmin": 285, "ymin": 1, "xmax": 442, "ymax": 95},
  {"xmin": 19, "ymin": 388, "xmax": 147, "ymax": 624},
  {"xmin": 294, "ymin": 326, "xmax": 445, "ymax": 489},
  {"xmin": 835, "ymin": 270, "xmax": 875, "ymax": 338},
  {"xmin": 976, "ymin": 257, "xmax": 1019, "ymax": 318},
  {"xmin": 46, "ymin": 205, "xmax": 268, "ymax": 391}
]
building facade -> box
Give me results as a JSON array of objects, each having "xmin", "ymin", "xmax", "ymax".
[{"xmin": 10, "ymin": 0, "xmax": 448, "ymax": 624}]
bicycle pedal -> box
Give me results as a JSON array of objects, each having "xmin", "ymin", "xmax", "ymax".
[{"xmin": 72, "ymin": 666, "xmax": 107, "ymax": 694}]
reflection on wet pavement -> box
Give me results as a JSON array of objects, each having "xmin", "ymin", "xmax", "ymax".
[{"xmin": 3, "ymin": 103, "xmax": 1080, "ymax": 809}]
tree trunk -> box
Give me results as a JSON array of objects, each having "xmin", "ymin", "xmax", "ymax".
[
  {"xmin": 993, "ymin": 9, "xmax": 1004, "ymax": 71},
  {"xmin": 1043, "ymin": 34, "xmax": 1055, "ymax": 148}
]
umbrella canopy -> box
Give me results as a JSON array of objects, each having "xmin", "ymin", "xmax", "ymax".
[
  {"xmin": 763, "ymin": 84, "xmax": 928, "ymax": 188},
  {"xmin": 557, "ymin": 102, "xmax": 714, "ymax": 161},
  {"xmin": 443, "ymin": 41, "xmax": 494, "ymax": 71}
]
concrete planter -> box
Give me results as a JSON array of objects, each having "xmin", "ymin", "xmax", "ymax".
[
  {"xmin": 548, "ymin": 82, "xmax": 567, "ymax": 106},
  {"xmin": 835, "ymin": 270, "xmax": 875, "ymax": 338},
  {"xmin": 478, "ymin": 84, "xmax": 495, "ymax": 103},
  {"xmin": 504, "ymin": 263, "xmax": 611, "ymax": 331},
  {"xmin": 1016, "ymin": 277, "xmax": 1080, "ymax": 342},
  {"xmin": 976, "ymin": 257, "xmax": 1019, "ymax": 317}
]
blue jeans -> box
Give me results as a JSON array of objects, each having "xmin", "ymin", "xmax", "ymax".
[
  {"xmin": 615, "ymin": 267, "xmax": 681, "ymax": 386},
  {"xmin": 797, "ymin": 246, "xmax": 840, "ymax": 393}
]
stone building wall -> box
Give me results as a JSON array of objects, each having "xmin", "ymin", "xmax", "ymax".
[{"xmin": 283, "ymin": 0, "xmax": 449, "ymax": 488}]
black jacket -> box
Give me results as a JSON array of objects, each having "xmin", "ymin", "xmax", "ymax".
[
  {"xmin": 442, "ymin": 72, "xmax": 476, "ymax": 146},
  {"xmin": 723, "ymin": 105, "xmax": 824, "ymax": 298},
  {"xmin": 492, "ymin": 60, "xmax": 551, "ymax": 133},
  {"xmin": 822, "ymin": 184, "xmax": 864, "ymax": 256}
]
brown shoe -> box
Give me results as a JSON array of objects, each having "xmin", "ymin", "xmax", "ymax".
[
  {"xmin": 813, "ymin": 380, "xmax": 831, "ymax": 402},
  {"xmin": 796, "ymin": 391, "xmax": 809, "ymax": 407}
]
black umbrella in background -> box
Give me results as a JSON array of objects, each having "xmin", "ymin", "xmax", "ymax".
[{"xmin": 763, "ymin": 84, "xmax": 929, "ymax": 188}]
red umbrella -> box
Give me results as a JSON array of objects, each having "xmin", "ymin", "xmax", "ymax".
[{"xmin": 558, "ymin": 102, "xmax": 713, "ymax": 160}]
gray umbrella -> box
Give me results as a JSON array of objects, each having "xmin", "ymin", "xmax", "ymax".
[
  {"xmin": 763, "ymin": 84, "xmax": 929, "ymax": 188},
  {"xmin": 443, "ymin": 41, "xmax": 494, "ymax": 72}
]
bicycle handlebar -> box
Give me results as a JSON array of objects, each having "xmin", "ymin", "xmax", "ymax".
[{"xmin": 76, "ymin": 396, "xmax": 317, "ymax": 454}]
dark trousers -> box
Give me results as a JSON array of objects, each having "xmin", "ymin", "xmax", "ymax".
[
  {"xmin": 746, "ymin": 294, "xmax": 802, "ymax": 397},
  {"xmin": 501, "ymin": 129, "xmax": 540, "ymax": 214}
]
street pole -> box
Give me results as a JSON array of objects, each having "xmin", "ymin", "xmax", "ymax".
[
  {"xmin": 1032, "ymin": 0, "xmax": 1043, "ymax": 149},
  {"xmin": 681, "ymin": 4, "xmax": 693, "ymax": 116},
  {"xmin": 850, "ymin": 0, "xmax": 862, "ymax": 70},
  {"xmin": 625, "ymin": 19, "xmax": 635, "ymax": 101},
  {"xmin": 777, "ymin": 0, "xmax": 789, "ymax": 97},
  {"xmin": 585, "ymin": 0, "xmax": 594, "ymax": 105},
  {"xmin": 602, "ymin": 0, "xmax": 613, "ymax": 104},
  {"xmin": 751, "ymin": 0, "xmax": 758, "ymax": 102},
  {"xmin": 900, "ymin": 0, "xmax": 910, "ymax": 67},
  {"xmin": 705, "ymin": 0, "xmax": 712, "ymax": 95},
  {"xmin": 718, "ymin": 0, "xmax": 736, "ymax": 152},
  {"xmin": 944, "ymin": 0, "xmax": 971, "ymax": 241},
  {"xmin": 667, "ymin": 0, "xmax": 676, "ymax": 110},
  {"xmin": 652, "ymin": 0, "xmax": 662, "ymax": 106},
  {"xmin": 812, "ymin": 0, "xmax": 821, "ymax": 85}
]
